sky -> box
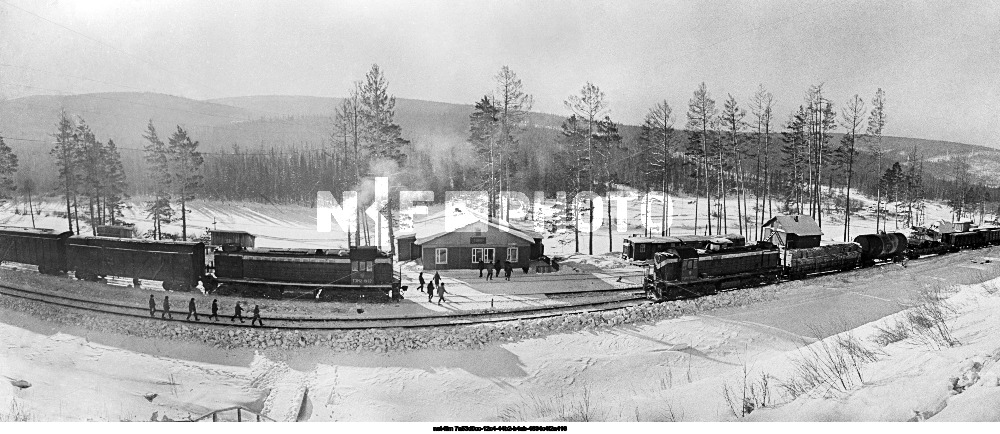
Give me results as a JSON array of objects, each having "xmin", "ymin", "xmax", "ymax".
[{"xmin": 1, "ymin": 0, "xmax": 999, "ymax": 147}]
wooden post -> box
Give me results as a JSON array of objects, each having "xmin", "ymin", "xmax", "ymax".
[{"xmin": 237, "ymin": 408, "xmax": 242, "ymax": 422}]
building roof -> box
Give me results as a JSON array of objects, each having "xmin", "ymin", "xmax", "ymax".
[
  {"xmin": 407, "ymin": 210, "xmax": 538, "ymax": 245},
  {"xmin": 625, "ymin": 236, "xmax": 682, "ymax": 244},
  {"xmin": 210, "ymin": 230, "xmax": 255, "ymax": 236},
  {"xmin": 761, "ymin": 214, "xmax": 823, "ymax": 237}
]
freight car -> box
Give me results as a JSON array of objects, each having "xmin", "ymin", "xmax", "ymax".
[
  {"xmin": 0, "ymin": 227, "xmax": 72, "ymax": 275},
  {"xmin": 779, "ymin": 243, "xmax": 862, "ymax": 279},
  {"xmin": 66, "ymin": 236, "xmax": 206, "ymax": 291},
  {"xmin": 212, "ymin": 245, "xmax": 400, "ymax": 301},
  {"xmin": 854, "ymin": 232, "xmax": 907, "ymax": 264},
  {"xmin": 622, "ymin": 233, "xmax": 746, "ymax": 261}
]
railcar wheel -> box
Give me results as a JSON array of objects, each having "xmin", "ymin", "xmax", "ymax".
[{"xmin": 75, "ymin": 271, "xmax": 100, "ymax": 282}]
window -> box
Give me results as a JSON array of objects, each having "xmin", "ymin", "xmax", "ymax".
[
  {"xmin": 507, "ymin": 247, "xmax": 519, "ymax": 263},
  {"xmin": 638, "ymin": 244, "xmax": 646, "ymax": 254},
  {"xmin": 472, "ymin": 248, "xmax": 495, "ymax": 263},
  {"xmin": 435, "ymin": 248, "xmax": 448, "ymax": 265}
]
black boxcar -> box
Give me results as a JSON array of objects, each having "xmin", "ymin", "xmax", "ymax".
[
  {"xmin": 622, "ymin": 236, "xmax": 683, "ymax": 260},
  {"xmin": 66, "ymin": 236, "xmax": 206, "ymax": 291},
  {"xmin": 0, "ymin": 226, "xmax": 72, "ymax": 274}
]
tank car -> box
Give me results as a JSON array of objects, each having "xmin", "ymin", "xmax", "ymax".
[{"xmin": 853, "ymin": 232, "xmax": 907, "ymax": 263}]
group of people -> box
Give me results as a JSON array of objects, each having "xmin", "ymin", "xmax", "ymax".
[
  {"xmin": 416, "ymin": 271, "xmax": 448, "ymax": 304},
  {"xmin": 148, "ymin": 295, "xmax": 263, "ymax": 327},
  {"xmin": 478, "ymin": 259, "xmax": 514, "ymax": 281}
]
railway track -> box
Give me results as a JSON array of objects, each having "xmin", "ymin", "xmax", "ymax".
[{"xmin": 0, "ymin": 280, "xmax": 649, "ymax": 329}]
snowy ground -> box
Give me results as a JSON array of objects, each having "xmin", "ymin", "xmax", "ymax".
[
  {"xmin": 2, "ymin": 246, "xmax": 999, "ymax": 421},
  {"xmin": 2, "ymin": 193, "xmax": 998, "ymax": 422}
]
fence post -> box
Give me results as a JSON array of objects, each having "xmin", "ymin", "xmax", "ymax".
[{"xmin": 237, "ymin": 408, "xmax": 242, "ymax": 422}]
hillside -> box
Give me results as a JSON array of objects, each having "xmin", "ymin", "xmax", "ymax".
[{"xmin": 1, "ymin": 91, "xmax": 997, "ymax": 190}]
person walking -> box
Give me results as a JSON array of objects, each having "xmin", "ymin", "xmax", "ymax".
[
  {"xmin": 148, "ymin": 294, "xmax": 156, "ymax": 317},
  {"xmin": 232, "ymin": 301, "xmax": 244, "ymax": 323},
  {"xmin": 504, "ymin": 260, "xmax": 513, "ymax": 281},
  {"xmin": 186, "ymin": 297, "xmax": 200, "ymax": 321},
  {"xmin": 418, "ymin": 272, "xmax": 425, "ymax": 293},
  {"xmin": 426, "ymin": 281, "xmax": 434, "ymax": 303},
  {"xmin": 251, "ymin": 305, "xmax": 263, "ymax": 327},
  {"xmin": 437, "ymin": 282, "xmax": 447, "ymax": 304},
  {"xmin": 487, "ymin": 265, "xmax": 494, "ymax": 280},
  {"xmin": 433, "ymin": 271, "xmax": 441, "ymax": 288},
  {"xmin": 161, "ymin": 295, "xmax": 172, "ymax": 319},
  {"xmin": 209, "ymin": 299, "xmax": 219, "ymax": 321},
  {"xmin": 478, "ymin": 259, "xmax": 485, "ymax": 278},
  {"xmin": 494, "ymin": 260, "xmax": 502, "ymax": 281}
]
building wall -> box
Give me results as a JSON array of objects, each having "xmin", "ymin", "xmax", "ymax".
[{"xmin": 419, "ymin": 229, "xmax": 532, "ymax": 270}]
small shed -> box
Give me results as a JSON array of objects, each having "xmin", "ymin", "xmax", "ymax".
[
  {"xmin": 209, "ymin": 230, "xmax": 256, "ymax": 248},
  {"xmin": 762, "ymin": 215, "xmax": 823, "ymax": 249},
  {"xmin": 96, "ymin": 224, "xmax": 136, "ymax": 239},
  {"xmin": 395, "ymin": 233, "xmax": 421, "ymax": 261}
]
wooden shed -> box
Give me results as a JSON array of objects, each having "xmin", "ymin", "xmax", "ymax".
[
  {"xmin": 96, "ymin": 224, "xmax": 136, "ymax": 239},
  {"xmin": 209, "ymin": 230, "xmax": 256, "ymax": 248},
  {"xmin": 762, "ymin": 215, "xmax": 823, "ymax": 249}
]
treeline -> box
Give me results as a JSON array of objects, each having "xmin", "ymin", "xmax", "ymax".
[{"xmin": 48, "ymin": 111, "xmax": 128, "ymax": 234}]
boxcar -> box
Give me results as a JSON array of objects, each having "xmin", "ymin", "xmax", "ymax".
[
  {"xmin": 621, "ymin": 236, "xmax": 683, "ymax": 261},
  {"xmin": 0, "ymin": 226, "xmax": 72, "ymax": 274},
  {"xmin": 66, "ymin": 236, "xmax": 206, "ymax": 291}
]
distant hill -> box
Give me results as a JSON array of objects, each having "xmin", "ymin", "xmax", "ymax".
[{"xmin": 1, "ymin": 91, "xmax": 997, "ymax": 187}]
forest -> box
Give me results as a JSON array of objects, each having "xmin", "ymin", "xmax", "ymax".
[{"xmin": 2, "ymin": 64, "xmax": 999, "ymax": 248}]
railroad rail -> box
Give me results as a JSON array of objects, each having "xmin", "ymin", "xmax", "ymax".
[{"xmin": 0, "ymin": 280, "xmax": 649, "ymax": 329}]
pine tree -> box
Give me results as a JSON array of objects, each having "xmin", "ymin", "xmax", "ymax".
[
  {"xmin": 0, "ymin": 136, "xmax": 18, "ymax": 201},
  {"xmin": 103, "ymin": 139, "xmax": 128, "ymax": 225},
  {"xmin": 51, "ymin": 110, "xmax": 77, "ymax": 232},
  {"xmin": 167, "ymin": 126, "xmax": 204, "ymax": 241},
  {"xmin": 493, "ymin": 66, "xmax": 533, "ymax": 220},
  {"xmin": 559, "ymin": 115, "xmax": 589, "ymax": 253},
  {"xmin": 564, "ymin": 82, "xmax": 608, "ymax": 255},
  {"xmin": 360, "ymin": 64, "xmax": 408, "ymax": 167},
  {"xmin": 469, "ymin": 95, "xmax": 501, "ymax": 217},
  {"xmin": 143, "ymin": 120, "xmax": 173, "ymax": 239}
]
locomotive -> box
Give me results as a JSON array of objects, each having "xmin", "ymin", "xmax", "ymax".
[
  {"xmin": 0, "ymin": 226, "xmax": 400, "ymax": 301},
  {"xmin": 642, "ymin": 218, "xmax": 1000, "ymax": 302},
  {"xmin": 211, "ymin": 245, "xmax": 399, "ymax": 300}
]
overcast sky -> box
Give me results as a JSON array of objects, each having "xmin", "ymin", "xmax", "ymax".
[{"xmin": 1, "ymin": 0, "xmax": 999, "ymax": 146}]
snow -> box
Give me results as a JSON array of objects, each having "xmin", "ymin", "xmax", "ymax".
[{"xmin": 2, "ymin": 193, "xmax": 1000, "ymax": 422}]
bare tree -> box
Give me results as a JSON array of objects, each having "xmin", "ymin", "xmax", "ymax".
[
  {"xmin": 493, "ymin": 66, "xmax": 533, "ymax": 220},
  {"xmin": 639, "ymin": 100, "xmax": 675, "ymax": 236},
  {"xmin": 840, "ymin": 95, "xmax": 866, "ymax": 241},
  {"xmin": 750, "ymin": 85, "xmax": 774, "ymax": 241},
  {"xmin": 866, "ymin": 88, "xmax": 887, "ymax": 232},
  {"xmin": 686, "ymin": 83, "xmax": 717, "ymax": 235}
]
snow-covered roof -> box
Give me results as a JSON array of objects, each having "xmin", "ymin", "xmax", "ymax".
[
  {"xmin": 409, "ymin": 210, "xmax": 538, "ymax": 245},
  {"xmin": 761, "ymin": 214, "xmax": 823, "ymax": 237}
]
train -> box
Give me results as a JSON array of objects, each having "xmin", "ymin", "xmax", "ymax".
[
  {"xmin": 642, "ymin": 220, "xmax": 1000, "ymax": 302},
  {"xmin": 0, "ymin": 226, "xmax": 401, "ymax": 301}
]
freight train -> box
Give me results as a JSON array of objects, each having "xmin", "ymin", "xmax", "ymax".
[
  {"xmin": 0, "ymin": 226, "xmax": 401, "ymax": 301},
  {"xmin": 642, "ymin": 222, "xmax": 1000, "ymax": 302}
]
